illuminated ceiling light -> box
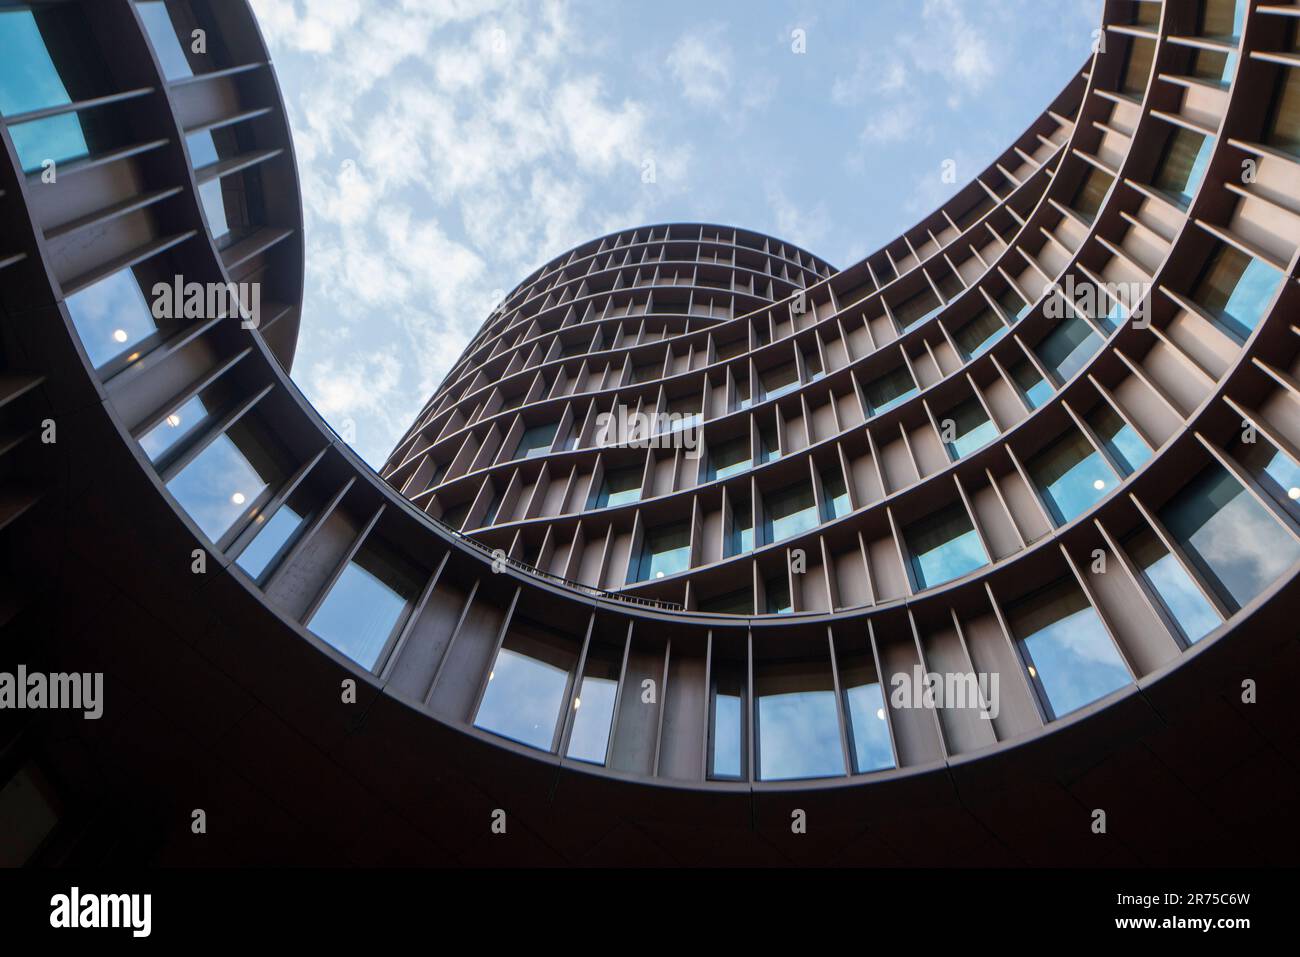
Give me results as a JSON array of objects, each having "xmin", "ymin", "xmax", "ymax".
[
  {"xmin": 875, "ymin": 708, "xmax": 886, "ymax": 720},
  {"xmin": 1093, "ymin": 479, "xmax": 1106, "ymax": 490},
  {"xmin": 573, "ymin": 698, "xmax": 581, "ymax": 709},
  {"xmin": 166, "ymin": 414, "xmax": 182, "ymax": 428},
  {"xmin": 1028, "ymin": 665, "xmax": 1038, "ymax": 678},
  {"xmin": 112, "ymin": 329, "xmax": 128, "ymax": 343},
  {"xmin": 1289, "ymin": 487, "xmax": 1300, "ymax": 500},
  {"xmin": 655, "ymin": 571, "xmax": 664, "ymax": 578},
  {"xmin": 230, "ymin": 492, "xmax": 246, "ymax": 505}
]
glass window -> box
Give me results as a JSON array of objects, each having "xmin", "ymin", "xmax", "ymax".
[
  {"xmin": 757, "ymin": 423, "xmax": 779, "ymax": 463},
  {"xmin": 998, "ymin": 287, "xmax": 1031, "ymax": 323},
  {"xmin": 942, "ymin": 397, "xmax": 998, "ymax": 459},
  {"xmin": 0, "ymin": 9, "xmax": 90, "ymax": 172},
  {"xmin": 820, "ymin": 466, "xmax": 851, "ymax": 521},
  {"xmin": 474, "ymin": 626, "xmax": 574, "ymax": 751},
  {"xmin": 1072, "ymin": 166, "xmax": 1114, "ymax": 221},
  {"xmin": 514, "ymin": 421, "xmax": 557, "ymax": 459},
  {"xmin": 439, "ymin": 501, "xmax": 470, "ymax": 531},
  {"xmin": 1239, "ymin": 437, "xmax": 1300, "ymax": 514},
  {"xmin": 892, "ymin": 287, "xmax": 942, "ymax": 330},
  {"xmin": 709, "ymin": 663, "xmax": 746, "ymax": 779},
  {"xmin": 566, "ymin": 652, "xmax": 620, "ymax": 764},
  {"xmin": 0, "ymin": 10, "xmax": 75, "ymax": 114},
  {"xmin": 166, "ymin": 419, "xmax": 281, "ymax": 543},
  {"xmin": 236, "ymin": 503, "xmax": 306, "ymax": 582},
  {"xmin": 136, "ymin": 0, "xmax": 195, "ymax": 80},
  {"xmin": 1199, "ymin": 0, "xmax": 1246, "ymax": 40},
  {"xmin": 864, "ymin": 365, "xmax": 916, "ymax": 416},
  {"xmin": 755, "ymin": 664, "xmax": 845, "ymax": 780},
  {"xmin": 708, "ymin": 435, "xmax": 751, "ymax": 480},
  {"xmin": 138, "ymin": 392, "xmax": 213, "ymax": 464},
  {"xmin": 904, "ymin": 502, "xmax": 989, "ymax": 589},
  {"xmin": 1009, "ymin": 358, "xmax": 1053, "ymax": 408},
  {"xmin": 805, "ymin": 351, "xmax": 824, "ymax": 382},
  {"xmin": 761, "ymin": 361, "xmax": 799, "ymax": 400},
  {"xmin": 700, "ymin": 588, "xmax": 753, "ymax": 615},
  {"xmin": 727, "ymin": 499, "xmax": 754, "ymax": 557},
  {"xmin": 198, "ymin": 178, "xmax": 231, "ymax": 241},
  {"xmin": 477, "ymin": 489, "xmax": 504, "ymax": 528},
  {"xmin": 1192, "ymin": 244, "xmax": 1283, "ymax": 341},
  {"xmin": 764, "ymin": 481, "xmax": 818, "ymax": 544},
  {"xmin": 954, "ymin": 309, "xmax": 1007, "ymax": 359},
  {"xmin": 591, "ymin": 465, "xmax": 641, "ymax": 508},
  {"xmin": 631, "ymin": 521, "xmax": 691, "ymax": 582},
  {"xmin": 1153, "ymin": 127, "xmax": 1214, "ymax": 206},
  {"xmin": 1086, "ymin": 402, "xmax": 1150, "ymax": 474},
  {"xmin": 1036, "ymin": 314, "xmax": 1100, "ymax": 383},
  {"xmin": 840, "ymin": 657, "xmax": 894, "ymax": 773},
  {"xmin": 1009, "ymin": 579, "xmax": 1130, "ymax": 719},
  {"xmin": 1121, "ymin": 36, "xmax": 1155, "ymax": 97},
  {"xmin": 1124, "ymin": 526, "xmax": 1221, "ymax": 644},
  {"xmin": 663, "ymin": 394, "xmax": 700, "ymax": 433},
  {"xmin": 1265, "ymin": 62, "xmax": 1300, "ymax": 156},
  {"xmin": 1028, "ymin": 429, "xmax": 1118, "ymax": 525},
  {"xmin": 185, "ymin": 129, "xmax": 220, "ymax": 168},
  {"xmin": 1160, "ymin": 463, "xmax": 1300, "ymax": 612},
  {"xmin": 306, "ymin": 540, "xmax": 420, "ymax": 670},
  {"xmin": 9, "ymin": 113, "xmax": 91, "ymax": 174},
  {"xmin": 1192, "ymin": 47, "xmax": 1236, "ymax": 88},
  {"xmin": 65, "ymin": 267, "xmax": 161, "ymax": 369},
  {"xmin": 764, "ymin": 574, "xmax": 792, "ymax": 614}
]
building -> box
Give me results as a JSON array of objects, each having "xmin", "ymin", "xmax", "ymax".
[{"xmin": 1, "ymin": 0, "xmax": 1298, "ymax": 866}]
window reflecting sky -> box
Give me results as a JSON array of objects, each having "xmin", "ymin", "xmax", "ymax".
[
  {"xmin": 1030, "ymin": 430, "xmax": 1116, "ymax": 526},
  {"xmin": 1011, "ymin": 581, "xmax": 1129, "ymax": 718},
  {"xmin": 307, "ymin": 544, "xmax": 417, "ymax": 669},
  {"xmin": 166, "ymin": 429, "xmax": 269, "ymax": 543},
  {"xmin": 65, "ymin": 269, "xmax": 158, "ymax": 369},
  {"xmin": 844, "ymin": 679, "xmax": 893, "ymax": 773},
  {"xmin": 475, "ymin": 647, "xmax": 568, "ymax": 750},
  {"xmin": 757, "ymin": 687, "xmax": 845, "ymax": 780},
  {"xmin": 1161, "ymin": 464, "xmax": 1300, "ymax": 612},
  {"xmin": 905, "ymin": 504, "xmax": 988, "ymax": 589}
]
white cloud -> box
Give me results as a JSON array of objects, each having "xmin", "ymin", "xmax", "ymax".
[{"xmin": 666, "ymin": 28, "xmax": 733, "ymax": 108}]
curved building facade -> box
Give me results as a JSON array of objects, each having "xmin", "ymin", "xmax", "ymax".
[{"xmin": 2, "ymin": 0, "xmax": 1299, "ymax": 866}]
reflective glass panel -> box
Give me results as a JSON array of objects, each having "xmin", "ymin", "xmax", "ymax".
[
  {"xmin": 764, "ymin": 481, "xmax": 818, "ymax": 543},
  {"xmin": 1036, "ymin": 315, "xmax": 1100, "ymax": 383},
  {"xmin": 1192, "ymin": 244, "xmax": 1283, "ymax": 341},
  {"xmin": 306, "ymin": 541, "xmax": 419, "ymax": 670},
  {"xmin": 904, "ymin": 503, "xmax": 989, "ymax": 589},
  {"xmin": 841, "ymin": 658, "xmax": 894, "ymax": 773},
  {"xmin": 1087, "ymin": 403, "xmax": 1150, "ymax": 475},
  {"xmin": 65, "ymin": 268, "xmax": 159, "ymax": 369},
  {"xmin": 1160, "ymin": 464, "xmax": 1300, "ymax": 612},
  {"xmin": 1124, "ymin": 526, "xmax": 1220, "ymax": 644},
  {"xmin": 756, "ymin": 665, "xmax": 845, "ymax": 781},
  {"xmin": 165, "ymin": 420, "xmax": 279, "ymax": 543},
  {"xmin": 632, "ymin": 521, "xmax": 691, "ymax": 582},
  {"xmin": 474, "ymin": 645, "xmax": 569, "ymax": 750},
  {"xmin": 1009, "ymin": 579, "xmax": 1130, "ymax": 718},
  {"xmin": 1029, "ymin": 430, "xmax": 1118, "ymax": 525},
  {"xmin": 943, "ymin": 397, "xmax": 998, "ymax": 459}
]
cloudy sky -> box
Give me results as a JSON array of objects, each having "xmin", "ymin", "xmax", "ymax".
[{"xmin": 248, "ymin": 0, "xmax": 1103, "ymax": 466}]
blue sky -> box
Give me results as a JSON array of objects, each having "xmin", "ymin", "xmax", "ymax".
[{"xmin": 249, "ymin": 0, "xmax": 1102, "ymax": 466}]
